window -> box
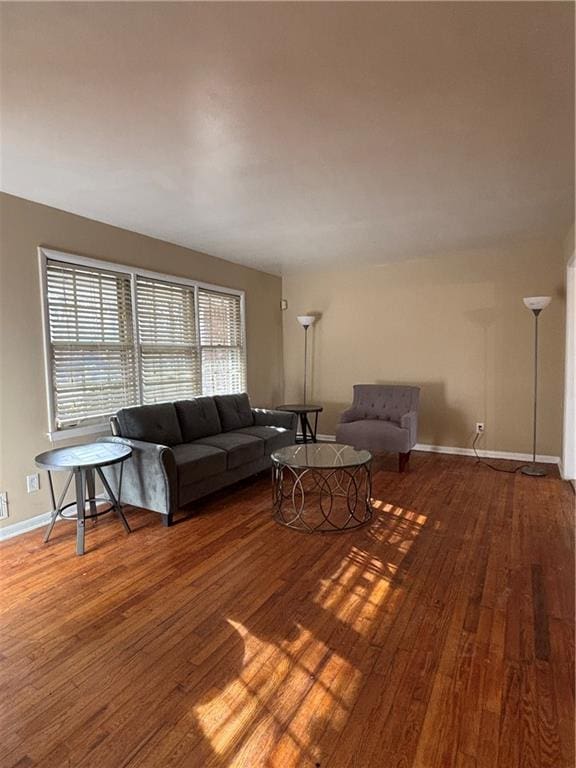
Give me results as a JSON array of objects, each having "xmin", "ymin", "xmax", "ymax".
[
  {"xmin": 40, "ymin": 249, "xmax": 246, "ymax": 438},
  {"xmin": 45, "ymin": 260, "xmax": 138, "ymax": 428},
  {"xmin": 198, "ymin": 288, "xmax": 245, "ymax": 396},
  {"xmin": 136, "ymin": 277, "xmax": 201, "ymax": 404}
]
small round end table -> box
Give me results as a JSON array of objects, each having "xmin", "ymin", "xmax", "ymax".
[
  {"xmin": 276, "ymin": 404, "xmax": 323, "ymax": 443},
  {"xmin": 35, "ymin": 442, "xmax": 133, "ymax": 556}
]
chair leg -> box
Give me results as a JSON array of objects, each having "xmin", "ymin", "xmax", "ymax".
[{"xmin": 399, "ymin": 451, "xmax": 411, "ymax": 473}]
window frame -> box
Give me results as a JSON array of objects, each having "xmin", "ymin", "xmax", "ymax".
[{"xmin": 38, "ymin": 247, "xmax": 247, "ymax": 443}]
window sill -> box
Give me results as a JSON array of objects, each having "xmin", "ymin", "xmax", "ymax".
[{"xmin": 47, "ymin": 423, "xmax": 112, "ymax": 444}]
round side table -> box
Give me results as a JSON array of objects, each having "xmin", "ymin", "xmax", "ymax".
[
  {"xmin": 35, "ymin": 442, "xmax": 133, "ymax": 556},
  {"xmin": 276, "ymin": 404, "xmax": 323, "ymax": 443}
]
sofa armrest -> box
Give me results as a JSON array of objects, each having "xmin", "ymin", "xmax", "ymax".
[
  {"xmin": 339, "ymin": 407, "xmax": 363, "ymax": 424},
  {"xmin": 252, "ymin": 408, "xmax": 297, "ymax": 431},
  {"xmin": 97, "ymin": 436, "xmax": 177, "ymax": 517},
  {"xmin": 400, "ymin": 411, "xmax": 418, "ymax": 447}
]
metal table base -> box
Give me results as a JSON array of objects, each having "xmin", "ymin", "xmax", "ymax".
[
  {"xmin": 44, "ymin": 464, "xmax": 130, "ymax": 556},
  {"xmin": 272, "ymin": 461, "xmax": 372, "ymax": 533}
]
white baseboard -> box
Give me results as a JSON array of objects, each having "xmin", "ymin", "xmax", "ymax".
[
  {"xmin": 317, "ymin": 434, "xmax": 560, "ymax": 465},
  {"xmin": 413, "ymin": 443, "xmax": 560, "ymax": 464},
  {"xmin": 0, "ymin": 511, "xmax": 51, "ymax": 542}
]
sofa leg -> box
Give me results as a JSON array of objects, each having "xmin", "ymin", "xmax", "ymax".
[
  {"xmin": 399, "ymin": 452, "xmax": 411, "ymax": 473},
  {"xmin": 162, "ymin": 512, "xmax": 174, "ymax": 528}
]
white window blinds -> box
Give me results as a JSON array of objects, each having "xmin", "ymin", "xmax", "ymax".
[
  {"xmin": 198, "ymin": 288, "xmax": 245, "ymax": 395},
  {"xmin": 136, "ymin": 277, "xmax": 201, "ymax": 403},
  {"xmin": 45, "ymin": 260, "xmax": 138, "ymax": 427},
  {"xmin": 43, "ymin": 254, "xmax": 246, "ymax": 433}
]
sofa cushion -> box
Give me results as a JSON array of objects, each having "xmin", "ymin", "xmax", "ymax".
[
  {"xmin": 172, "ymin": 443, "xmax": 227, "ymax": 487},
  {"xmin": 234, "ymin": 425, "xmax": 294, "ymax": 455},
  {"xmin": 213, "ymin": 393, "xmax": 254, "ymax": 432},
  {"xmin": 116, "ymin": 403, "xmax": 183, "ymax": 446},
  {"xmin": 194, "ymin": 432, "xmax": 264, "ymax": 469},
  {"xmin": 174, "ymin": 398, "xmax": 222, "ymax": 442}
]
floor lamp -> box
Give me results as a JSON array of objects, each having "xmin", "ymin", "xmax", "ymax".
[
  {"xmin": 521, "ymin": 296, "xmax": 552, "ymax": 477},
  {"xmin": 297, "ymin": 315, "xmax": 316, "ymax": 404}
]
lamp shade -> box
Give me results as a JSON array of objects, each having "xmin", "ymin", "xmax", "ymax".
[
  {"xmin": 523, "ymin": 296, "xmax": 551, "ymax": 311},
  {"xmin": 297, "ymin": 315, "xmax": 316, "ymax": 328}
]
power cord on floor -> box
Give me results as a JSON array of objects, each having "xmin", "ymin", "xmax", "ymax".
[{"xmin": 472, "ymin": 432, "xmax": 523, "ymax": 474}]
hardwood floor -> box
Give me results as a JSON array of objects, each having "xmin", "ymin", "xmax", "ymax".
[{"xmin": 0, "ymin": 452, "xmax": 573, "ymax": 768}]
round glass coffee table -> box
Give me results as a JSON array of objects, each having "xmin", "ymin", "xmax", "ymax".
[{"xmin": 271, "ymin": 443, "xmax": 373, "ymax": 533}]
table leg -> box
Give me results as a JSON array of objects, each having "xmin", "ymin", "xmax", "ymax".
[
  {"xmin": 302, "ymin": 413, "xmax": 319, "ymax": 443},
  {"xmin": 96, "ymin": 466, "xmax": 131, "ymax": 534},
  {"xmin": 312, "ymin": 411, "xmax": 319, "ymax": 442},
  {"xmin": 43, "ymin": 470, "xmax": 73, "ymax": 544},
  {"xmin": 75, "ymin": 469, "xmax": 86, "ymax": 556},
  {"xmin": 300, "ymin": 413, "xmax": 308, "ymax": 443},
  {"xmin": 48, "ymin": 470, "xmax": 56, "ymax": 510},
  {"xmin": 85, "ymin": 468, "xmax": 98, "ymax": 525},
  {"xmin": 43, "ymin": 471, "xmax": 59, "ymax": 543}
]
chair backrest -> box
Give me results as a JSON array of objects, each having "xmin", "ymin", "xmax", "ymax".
[{"xmin": 352, "ymin": 384, "xmax": 420, "ymax": 421}]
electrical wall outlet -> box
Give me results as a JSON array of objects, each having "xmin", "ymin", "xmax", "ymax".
[
  {"xmin": 26, "ymin": 473, "xmax": 40, "ymax": 493},
  {"xmin": 475, "ymin": 422, "xmax": 485, "ymax": 434},
  {"xmin": 0, "ymin": 492, "xmax": 8, "ymax": 519}
]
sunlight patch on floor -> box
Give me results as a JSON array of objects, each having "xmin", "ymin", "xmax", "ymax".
[
  {"xmin": 313, "ymin": 546, "xmax": 394, "ymax": 633},
  {"xmin": 194, "ymin": 503, "xmax": 430, "ymax": 765},
  {"xmin": 309, "ymin": 502, "xmax": 429, "ymax": 635},
  {"xmin": 194, "ymin": 620, "xmax": 363, "ymax": 767}
]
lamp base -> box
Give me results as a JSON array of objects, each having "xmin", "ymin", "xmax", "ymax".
[{"xmin": 520, "ymin": 464, "xmax": 547, "ymax": 477}]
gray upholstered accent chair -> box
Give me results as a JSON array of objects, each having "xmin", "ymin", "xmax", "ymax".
[{"xmin": 335, "ymin": 385, "xmax": 420, "ymax": 472}]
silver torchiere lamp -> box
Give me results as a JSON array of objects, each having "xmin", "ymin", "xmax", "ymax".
[
  {"xmin": 521, "ymin": 296, "xmax": 552, "ymax": 477},
  {"xmin": 297, "ymin": 315, "xmax": 316, "ymax": 404}
]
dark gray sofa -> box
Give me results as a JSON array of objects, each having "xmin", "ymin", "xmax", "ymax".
[{"xmin": 98, "ymin": 394, "xmax": 297, "ymax": 526}]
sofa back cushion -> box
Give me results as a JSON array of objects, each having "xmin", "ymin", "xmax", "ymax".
[
  {"xmin": 116, "ymin": 403, "xmax": 183, "ymax": 446},
  {"xmin": 174, "ymin": 397, "xmax": 222, "ymax": 442},
  {"xmin": 214, "ymin": 393, "xmax": 254, "ymax": 431}
]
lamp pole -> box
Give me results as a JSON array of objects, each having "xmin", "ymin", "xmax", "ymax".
[
  {"xmin": 521, "ymin": 297, "xmax": 551, "ymax": 477},
  {"xmin": 303, "ymin": 324, "xmax": 309, "ymax": 404},
  {"xmin": 531, "ymin": 309, "xmax": 540, "ymax": 464},
  {"xmin": 297, "ymin": 315, "xmax": 316, "ymax": 405}
]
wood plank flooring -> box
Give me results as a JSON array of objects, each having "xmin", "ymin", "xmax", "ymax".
[{"xmin": 0, "ymin": 452, "xmax": 573, "ymax": 768}]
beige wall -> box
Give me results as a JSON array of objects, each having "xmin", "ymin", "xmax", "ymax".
[
  {"xmin": 282, "ymin": 238, "xmax": 566, "ymax": 456},
  {"xmin": 0, "ymin": 193, "xmax": 283, "ymax": 527},
  {"xmin": 563, "ymin": 223, "xmax": 575, "ymax": 265}
]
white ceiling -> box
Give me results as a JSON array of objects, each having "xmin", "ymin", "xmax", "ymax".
[{"xmin": 0, "ymin": 2, "xmax": 573, "ymax": 275}]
